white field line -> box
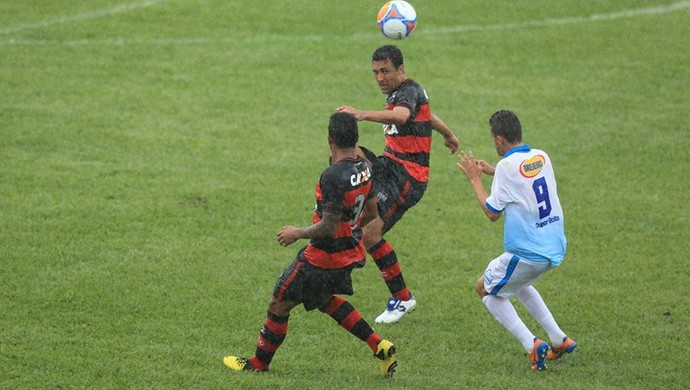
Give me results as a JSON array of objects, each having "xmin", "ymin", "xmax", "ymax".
[
  {"xmin": 0, "ymin": 0, "xmax": 174, "ymax": 35},
  {"xmin": 423, "ymin": 1, "xmax": 690, "ymax": 35},
  {"xmin": 1, "ymin": 1, "xmax": 688, "ymax": 46}
]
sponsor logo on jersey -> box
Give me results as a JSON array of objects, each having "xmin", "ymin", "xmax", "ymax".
[
  {"xmin": 536, "ymin": 215, "xmax": 561, "ymax": 228},
  {"xmin": 376, "ymin": 191, "xmax": 388, "ymax": 202},
  {"xmin": 350, "ymin": 166, "xmax": 371, "ymax": 187},
  {"xmin": 383, "ymin": 124, "xmax": 399, "ymax": 135},
  {"xmin": 519, "ymin": 155, "xmax": 545, "ymax": 178}
]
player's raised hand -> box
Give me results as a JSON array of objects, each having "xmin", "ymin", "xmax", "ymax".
[
  {"xmin": 476, "ymin": 159, "xmax": 496, "ymax": 176},
  {"xmin": 456, "ymin": 150, "xmax": 482, "ymax": 180}
]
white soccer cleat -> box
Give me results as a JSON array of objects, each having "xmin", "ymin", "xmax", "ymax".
[{"xmin": 375, "ymin": 295, "xmax": 416, "ymax": 324}]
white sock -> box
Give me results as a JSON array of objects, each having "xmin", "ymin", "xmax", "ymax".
[
  {"xmin": 482, "ymin": 295, "xmax": 535, "ymax": 352},
  {"xmin": 515, "ymin": 285, "xmax": 566, "ymax": 346}
]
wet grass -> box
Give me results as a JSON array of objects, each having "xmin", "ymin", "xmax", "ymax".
[{"xmin": 1, "ymin": 1, "xmax": 688, "ymax": 388}]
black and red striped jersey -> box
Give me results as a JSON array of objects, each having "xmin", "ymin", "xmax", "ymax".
[
  {"xmin": 382, "ymin": 78, "xmax": 433, "ymax": 183},
  {"xmin": 303, "ymin": 156, "xmax": 374, "ymax": 269}
]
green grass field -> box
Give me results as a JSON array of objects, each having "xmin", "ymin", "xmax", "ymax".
[{"xmin": 1, "ymin": 1, "xmax": 688, "ymax": 389}]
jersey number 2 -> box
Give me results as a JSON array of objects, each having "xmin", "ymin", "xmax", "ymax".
[{"xmin": 532, "ymin": 177, "xmax": 552, "ymax": 219}]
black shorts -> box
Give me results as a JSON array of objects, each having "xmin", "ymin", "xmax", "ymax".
[
  {"xmin": 273, "ymin": 248, "xmax": 365, "ymax": 311},
  {"xmin": 360, "ymin": 147, "xmax": 427, "ymax": 234}
]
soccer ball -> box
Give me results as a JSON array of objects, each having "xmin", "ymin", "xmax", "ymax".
[{"xmin": 377, "ymin": 1, "xmax": 417, "ymax": 40}]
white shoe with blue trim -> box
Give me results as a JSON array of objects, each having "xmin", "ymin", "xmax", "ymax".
[{"xmin": 374, "ymin": 294, "xmax": 416, "ymax": 324}]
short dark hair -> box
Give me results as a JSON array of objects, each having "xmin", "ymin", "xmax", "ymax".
[
  {"xmin": 329, "ymin": 112, "xmax": 359, "ymax": 148},
  {"xmin": 489, "ymin": 110, "xmax": 522, "ymax": 143},
  {"xmin": 372, "ymin": 45, "xmax": 404, "ymax": 68}
]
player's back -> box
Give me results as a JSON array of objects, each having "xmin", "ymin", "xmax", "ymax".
[
  {"xmin": 496, "ymin": 146, "xmax": 566, "ymax": 266},
  {"xmin": 304, "ymin": 156, "xmax": 373, "ymax": 269}
]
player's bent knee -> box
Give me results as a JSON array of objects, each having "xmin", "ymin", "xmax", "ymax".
[
  {"xmin": 268, "ymin": 296, "xmax": 279, "ymax": 311},
  {"xmin": 268, "ymin": 296, "xmax": 288, "ymax": 317},
  {"xmin": 268, "ymin": 296, "xmax": 300, "ymax": 317},
  {"xmin": 475, "ymin": 277, "xmax": 488, "ymax": 298}
]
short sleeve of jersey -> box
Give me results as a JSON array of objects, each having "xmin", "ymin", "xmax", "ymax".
[
  {"xmin": 391, "ymin": 82, "xmax": 419, "ymax": 114},
  {"xmin": 486, "ymin": 161, "xmax": 512, "ymax": 213},
  {"xmin": 318, "ymin": 168, "xmax": 345, "ymax": 216}
]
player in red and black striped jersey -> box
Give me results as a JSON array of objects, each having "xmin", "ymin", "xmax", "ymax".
[
  {"xmin": 381, "ymin": 77, "xmax": 434, "ymax": 184},
  {"xmin": 223, "ymin": 112, "xmax": 398, "ymax": 378},
  {"xmin": 338, "ymin": 45, "xmax": 460, "ymax": 324},
  {"xmin": 300, "ymin": 146, "xmax": 373, "ymax": 270}
]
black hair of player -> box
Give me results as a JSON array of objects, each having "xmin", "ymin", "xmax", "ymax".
[
  {"xmin": 372, "ymin": 45, "xmax": 404, "ymax": 68},
  {"xmin": 329, "ymin": 112, "xmax": 359, "ymax": 148},
  {"xmin": 490, "ymin": 110, "xmax": 523, "ymax": 143}
]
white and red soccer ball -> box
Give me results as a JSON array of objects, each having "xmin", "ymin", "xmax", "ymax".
[{"xmin": 377, "ymin": 1, "xmax": 417, "ymax": 40}]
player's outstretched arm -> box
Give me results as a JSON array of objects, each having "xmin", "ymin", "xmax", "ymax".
[
  {"xmin": 337, "ymin": 105, "xmax": 410, "ymax": 125},
  {"xmin": 431, "ymin": 113, "xmax": 459, "ymax": 154},
  {"xmin": 276, "ymin": 212, "xmax": 339, "ymax": 247},
  {"xmin": 456, "ymin": 151, "xmax": 501, "ymax": 222}
]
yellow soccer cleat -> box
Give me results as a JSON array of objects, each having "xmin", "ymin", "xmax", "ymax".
[
  {"xmin": 374, "ymin": 339, "xmax": 398, "ymax": 378},
  {"xmin": 223, "ymin": 356, "xmax": 266, "ymax": 372}
]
